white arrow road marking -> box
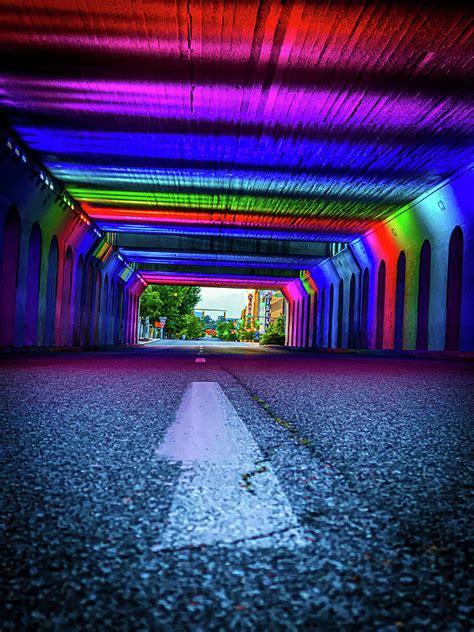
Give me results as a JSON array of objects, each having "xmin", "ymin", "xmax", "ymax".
[{"xmin": 154, "ymin": 382, "xmax": 306, "ymax": 550}]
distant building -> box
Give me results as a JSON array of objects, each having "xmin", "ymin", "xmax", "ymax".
[
  {"xmin": 240, "ymin": 290, "xmax": 286, "ymax": 335},
  {"xmin": 270, "ymin": 291, "xmax": 285, "ymax": 322},
  {"xmin": 240, "ymin": 290, "xmax": 261, "ymax": 334},
  {"xmin": 257, "ymin": 290, "xmax": 285, "ymax": 333}
]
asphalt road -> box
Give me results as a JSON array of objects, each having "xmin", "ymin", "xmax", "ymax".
[{"xmin": 1, "ymin": 340, "xmax": 473, "ymax": 630}]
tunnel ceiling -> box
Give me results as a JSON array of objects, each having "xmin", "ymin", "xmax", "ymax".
[{"xmin": 0, "ymin": 1, "xmax": 473, "ymax": 288}]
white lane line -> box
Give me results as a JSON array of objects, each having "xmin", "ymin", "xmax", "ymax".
[{"xmin": 154, "ymin": 382, "xmax": 305, "ymax": 550}]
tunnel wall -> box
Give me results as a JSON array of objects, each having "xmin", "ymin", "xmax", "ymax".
[
  {"xmin": 0, "ymin": 136, "xmax": 144, "ymax": 350},
  {"xmin": 286, "ymin": 168, "xmax": 474, "ymax": 352}
]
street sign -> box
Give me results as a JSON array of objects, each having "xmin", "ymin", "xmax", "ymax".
[
  {"xmin": 159, "ymin": 316, "xmax": 167, "ymax": 339},
  {"xmin": 264, "ymin": 291, "xmax": 272, "ymax": 330}
]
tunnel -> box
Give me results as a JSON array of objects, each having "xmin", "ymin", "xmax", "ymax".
[
  {"xmin": 1, "ymin": 2, "xmax": 473, "ymax": 630},
  {"xmin": 0, "ymin": 1, "xmax": 472, "ymax": 353}
]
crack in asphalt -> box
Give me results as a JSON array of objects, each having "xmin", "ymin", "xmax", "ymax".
[
  {"xmin": 217, "ymin": 365, "xmax": 313, "ymax": 449},
  {"xmin": 240, "ymin": 463, "xmax": 269, "ymax": 493},
  {"xmin": 216, "ymin": 364, "xmax": 365, "ymax": 496}
]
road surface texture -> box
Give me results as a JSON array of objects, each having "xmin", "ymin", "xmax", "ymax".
[{"xmin": 1, "ymin": 340, "xmax": 473, "ymax": 630}]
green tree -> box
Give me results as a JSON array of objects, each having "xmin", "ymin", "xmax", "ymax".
[
  {"xmin": 139, "ymin": 286, "xmax": 162, "ymax": 324},
  {"xmin": 237, "ymin": 317, "xmax": 257, "ymax": 342},
  {"xmin": 139, "ymin": 285, "xmax": 201, "ymax": 338},
  {"xmin": 216, "ymin": 320, "xmax": 238, "ymax": 341},
  {"xmin": 179, "ymin": 314, "xmax": 205, "ymax": 339},
  {"xmin": 259, "ymin": 315, "xmax": 286, "ymax": 345}
]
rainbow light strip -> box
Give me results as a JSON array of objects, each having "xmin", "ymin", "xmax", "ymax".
[{"xmin": 120, "ymin": 249, "xmax": 322, "ymax": 270}]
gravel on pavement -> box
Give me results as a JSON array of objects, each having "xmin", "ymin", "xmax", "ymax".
[{"xmin": 1, "ymin": 341, "xmax": 473, "ymax": 630}]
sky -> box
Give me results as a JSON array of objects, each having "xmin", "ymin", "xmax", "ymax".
[{"xmin": 195, "ymin": 288, "xmax": 250, "ymax": 318}]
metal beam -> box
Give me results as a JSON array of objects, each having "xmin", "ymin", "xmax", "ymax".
[{"xmin": 114, "ymin": 233, "xmax": 330, "ymax": 258}]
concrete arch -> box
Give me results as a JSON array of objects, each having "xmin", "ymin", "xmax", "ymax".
[
  {"xmin": 311, "ymin": 290, "xmax": 318, "ymax": 348},
  {"xmin": 116, "ymin": 283, "xmax": 125, "ymax": 343},
  {"xmin": 319, "ymin": 287, "xmax": 326, "ymax": 347},
  {"xmin": 127, "ymin": 289, "xmax": 133, "ymax": 344},
  {"xmin": 44, "ymin": 236, "xmax": 59, "ymax": 346},
  {"xmin": 416, "ymin": 240, "xmax": 431, "ymax": 351},
  {"xmin": 293, "ymin": 300, "xmax": 298, "ymax": 347},
  {"xmin": 24, "ymin": 222, "xmax": 42, "ymax": 346},
  {"xmin": 123, "ymin": 289, "xmax": 129, "ymax": 344},
  {"xmin": 348, "ymin": 273, "xmax": 356, "ymax": 349},
  {"xmin": 376, "ymin": 261, "xmax": 386, "ymax": 349},
  {"xmin": 60, "ymin": 246, "xmax": 73, "ymax": 346},
  {"xmin": 286, "ymin": 298, "xmax": 293, "ymax": 346},
  {"xmin": 328, "ymin": 283, "xmax": 334, "ymax": 348},
  {"xmin": 109, "ymin": 278, "xmax": 116, "ymax": 345},
  {"xmin": 0, "ymin": 206, "xmax": 21, "ymax": 346},
  {"xmin": 296, "ymin": 298, "xmax": 302, "ymax": 347},
  {"xmin": 128, "ymin": 291, "xmax": 134, "ymax": 344},
  {"xmin": 445, "ymin": 226, "xmax": 463, "ymax": 351},
  {"xmin": 394, "ymin": 251, "xmax": 406, "ymax": 350},
  {"xmin": 291, "ymin": 299, "xmax": 296, "ymax": 347},
  {"xmin": 132, "ymin": 294, "xmax": 139, "ymax": 344},
  {"xmin": 130, "ymin": 294, "xmax": 137, "ymax": 344},
  {"xmin": 99, "ymin": 273, "xmax": 109, "ymax": 345},
  {"xmin": 83, "ymin": 260, "xmax": 94, "ymax": 346},
  {"xmin": 113, "ymin": 282, "xmax": 120, "ymax": 345},
  {"xmin": 337, "ymin": 279, "xmax": 344, "ymax": 348},
  {"xmin": 361, "ymin": 268, "xmax": 369, "ymax": 349},
  {"xmin": 73, "ymin": 255, "xmax": 84, "ymax": 346},
  {"xmin": 93, "ymin": 268, "xmax": 101, "ymax": 346}
]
